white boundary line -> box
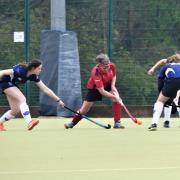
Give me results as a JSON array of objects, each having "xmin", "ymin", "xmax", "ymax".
[{"xmin": 1, "ymin": 166, "xmax": 180, "ymax": 175}]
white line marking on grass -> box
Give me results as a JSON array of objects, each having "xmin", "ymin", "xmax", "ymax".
[{"xmin": 1, "ymin": 166, "xmax": 180, "ymax": 175}]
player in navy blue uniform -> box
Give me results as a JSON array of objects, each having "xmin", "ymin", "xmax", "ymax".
[
  {"xmin": 149, "ymin": 60, "xmax": 180, "ymax": 131},
  {"xmin": 148, "ymin": 53, "xmax": 180, "ymax": 128},
  {"xmin": 0, "ymin": 59, "xmax": 64, "ymax": 131}
]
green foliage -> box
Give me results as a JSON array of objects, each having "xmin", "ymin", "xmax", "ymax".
[
  {"xmin": 1, "ymin": 0, "xmax": 180, "ymax": 106},
  {"xmin": 67, "ymin": 0, "xmax": 180, "ymax": 105}
]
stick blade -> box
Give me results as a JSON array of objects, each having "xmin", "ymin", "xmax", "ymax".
[{"xmin": 105, "ymin": 124, "xmax": 111, "ymax": 129}]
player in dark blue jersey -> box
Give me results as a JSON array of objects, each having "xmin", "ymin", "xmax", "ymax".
[
  {"xmin": 149, "ymin": 58, "xmax": 180, "ymax": 131},
  {"xmin": 0, "ymin": 59, "xmax": 64, "ymax": 131},
  {"xmin": 148, "ymin": 53, "xmax": 180, "ymax": 128}
]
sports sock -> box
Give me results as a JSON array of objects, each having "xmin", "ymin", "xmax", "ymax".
[
  {"xmin": 163, "ymin": 106, "xmax": 172, "ymax": 122},
  {"xmin": 174, "ymin": 99, "xmax": 180, "ymax": 116},
  {"xmin": 20, "ymin": 102, "xmax": 32, "ymax": 124},
  {"xmin": 72, "ymin": 111, "xmax": 82, "ymax": 125},
  {"xmin": 152, "ymin": 101, "xmax": 164, "ymax": 124},
  {"xmin": 177, "ymin": 107, "xmax": 180, "ymax": 117},
  {"xmin": 0, "ymin": 110, "xmax": 15, "ymax": 123},
  {"xmin": 112, "ymin": 102, "xmax": 122, "ymax": 122}
]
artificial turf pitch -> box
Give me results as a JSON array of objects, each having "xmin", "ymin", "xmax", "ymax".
[{"xmin": 1, "ymin": 117, "xmax": 180, "ymax": 180}]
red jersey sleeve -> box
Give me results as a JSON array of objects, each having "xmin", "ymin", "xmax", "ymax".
[{"xmin": 110, "ymin": 63, "xmax": 116, "ymax": 76}]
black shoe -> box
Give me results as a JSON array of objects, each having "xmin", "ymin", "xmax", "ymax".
[
  {"xmin": 148, "ymin": 123, "xmax": 157, "ymax": 131},
  {"xmin": 163, "ymin": 121, "xmax": 170, "ymax": 128}
]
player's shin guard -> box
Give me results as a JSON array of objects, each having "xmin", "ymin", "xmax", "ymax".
[
  {"xmin": 174, "ymin": 99, "xmax": 180, "ymax": 117},
  {"xmin": 72, "ymin": 111, "xmax": 82, "ymax": 125},
  {"xmin": 163, "ymin": 106, "xmax": 172, "ymax": 122},
  {"xmin": 0, "ymin": 110, "xmax": 15, "ymax": 123},
  {"xmin": 152, "ymin": 101, "xmax": 164, "ymax": 124},
  {"xmin": 112, "ymin": 102, "xmax": 122, "ymax": 122},
  {"xmin": 20, "ymin": 102, "xmax": 32, "ymax": 124}
]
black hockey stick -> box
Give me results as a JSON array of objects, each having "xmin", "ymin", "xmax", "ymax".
[{"xmin": 64, "ymin": 106, "xmax": 111, "ymax": 129}]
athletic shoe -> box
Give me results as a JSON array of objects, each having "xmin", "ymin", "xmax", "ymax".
[
  {"xmin": 178, "ymin": 112, "xmax": 180, "ymax": 117},
  {"xmin": 27, "ymin": 119, "xmax": 39, "ymax": 130},
  {"xmin": 64, "ymin": 122, "xmax": 74, "ymax": 129},
  {"xmin": 148, "ymin": 123, "xmax": 157, "ymax": 131},
  {"xmin": 163, "ymin": 121, "xmax": 170, "ymax": 128},
  {"xmin": 113, "ymin": 121, "xmax": 125, "ymax": 129},
  {"xmin": 0, "ymin": 123, "xmax": 6, "ymax": 131}
]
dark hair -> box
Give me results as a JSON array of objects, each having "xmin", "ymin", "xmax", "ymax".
[
  {"xmin": 19, "ymin": 59, "xmax": 42, "ymax": 71},
  {"xmin": 27, "ymin": 59, "xmax": 42, "ymax": 71}
]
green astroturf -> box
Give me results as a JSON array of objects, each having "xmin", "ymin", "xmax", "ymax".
[{"xmin": 1, "ymin": 117, "xmax": 180, "ymax": 180}]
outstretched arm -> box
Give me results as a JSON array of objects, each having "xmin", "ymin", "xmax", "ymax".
[
  {"xmin": 36, "ymin": 80, "xmax": 64, "ymax": 107},
  {"xmin": 147, "ymin": 59, "xmax": 167, "ymax": 76}
]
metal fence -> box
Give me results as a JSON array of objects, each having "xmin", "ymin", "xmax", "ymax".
[
  {"xmin": 0, "ymin": 0, "xmax": 50, "ymax": 106},
  {"xmin": 1, "ymin": 0, "xmax": 180, "ymax": 106}
]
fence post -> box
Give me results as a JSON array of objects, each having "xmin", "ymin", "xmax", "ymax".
[
  {"xmin": 24, "ymin": 0, "xmax": 30, "ymax": 103},
  {"xmin": 108, "ymin": 0, "xmax": 113, "ymax": 60}
]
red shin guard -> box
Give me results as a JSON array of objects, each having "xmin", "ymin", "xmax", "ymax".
[
  {"xmin": 112, "ymin": 102, "xmax": 122, "ymax": 122},
  {"xmin": 72, "ymin": 113, "xmax": 82, "ymax": 125}
]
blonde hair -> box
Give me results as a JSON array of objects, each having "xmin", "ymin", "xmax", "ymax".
[{"xmin": 167, "ymin": 54, "xmax": 180, "ymax": 63}]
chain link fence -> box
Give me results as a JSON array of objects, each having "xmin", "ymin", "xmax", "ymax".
[{"xmin": 1, "ymin": 0, "xmax": 180, "ymax": 107}]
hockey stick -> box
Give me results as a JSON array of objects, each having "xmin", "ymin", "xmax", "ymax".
[
  {"xmin": 64, "ymin": 106, "xmax": 111, "ymax": 129},
  {"xmin": 119, "ymin": 100, "xmax": 142, "ymax": 125},
  {"xmin": 113, "ymin": 91, "xmax": 142, "ymax": 125}
]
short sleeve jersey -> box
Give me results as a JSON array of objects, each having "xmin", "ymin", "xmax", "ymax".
[
  {"xmin": 86, "ymin": 63, "xmax": 116, "ymax": 89},
  {"xmin": 1, "ymin": 64, "xmax": 40, "ymax": 84},
  {"xmin": 159, "ymin": 63, "xmax": 180, "ymax": 79}
]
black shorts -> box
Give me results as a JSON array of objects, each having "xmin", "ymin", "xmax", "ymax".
[
  {"xmin": 161, "ymin": 78, "xmax": 180, "ymax": 98},
  {"xmin": 158, "ymin": 78, "xmax": 164, "ymax": 92},
  {"xmin": 0, "ymin": 82, "xmax": 16, "ymax": 93},
  {"xmin": 85, "ymin": 84, "xmax": 111, "ymax": 102}
]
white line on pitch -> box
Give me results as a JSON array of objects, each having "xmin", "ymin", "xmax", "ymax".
[{"xmin": 0, "ymin": 166, "xmax": 180, "ymax": 175}]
